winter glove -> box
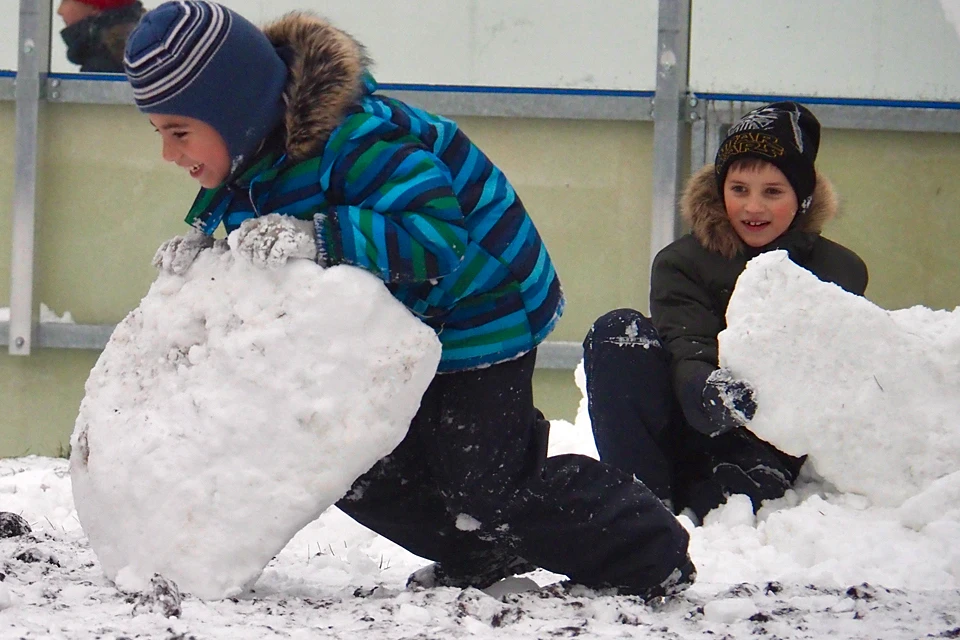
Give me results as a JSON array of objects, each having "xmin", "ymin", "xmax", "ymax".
[
  {"xmin": 700, "ymin": 368, "xmax": 757, "ymax": 436},
  {"xmin": 153, "ymin": 228, "xmax": 214, "ymax": 275},
  {"xmin": 231, "ymin": 213, "xmax": 318, "ymax": 270}
]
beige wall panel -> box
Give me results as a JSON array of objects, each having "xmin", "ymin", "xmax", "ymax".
[
  {"xmin": 534, "ymin": 369, "xmax": 583, "ymax": 424},
  {"xmin": 818, "ymin": 130, "xmax": 960, "ymax": 313},
  {"xmin": 0, "ymin": 349, "xmax": 99, "ymax": 457},
  {"xmin": 35, "ymin": 103, "xmax": 197, "ymax": 322},
  {"xmin": 457, "ymin": 117, "xmax": 654, "ymax": 334},
  {"xmin": 2, "ymin": 103, "xmax": 196, "ymax": 457}
]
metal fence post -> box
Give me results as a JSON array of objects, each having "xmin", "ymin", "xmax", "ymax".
[
  {"xmin": 650, "ymin": 0, "xmax": 691, "ymax": 261},
  {"xmin": 8, "ymin": 0, "xmax": 50, "ymax": 355}
]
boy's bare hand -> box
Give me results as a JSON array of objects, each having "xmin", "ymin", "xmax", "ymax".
[
  {"xmin": 231, "ymin": 213, "xmax": 317, "ymax": 270},
  {"xmin": 153, "ymin": 228, "xmax": 214, "ymax": 275}
]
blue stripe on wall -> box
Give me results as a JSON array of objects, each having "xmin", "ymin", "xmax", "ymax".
[{"xmin": 696, "ymin": 93, "xmax": 960, "ymax": 110}]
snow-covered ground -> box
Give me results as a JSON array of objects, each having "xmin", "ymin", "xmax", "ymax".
[
  {"xmin": 1, "ymin": 437, "xmax": 958, "ymax": 638},
  {"xmin": 1, "ymin": 251, "xmax": 958, "ymax": 638}
]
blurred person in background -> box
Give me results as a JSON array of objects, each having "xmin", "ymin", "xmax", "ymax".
[{"xmin": 58, "ymin": 0, "xmax": 146, "ymax": 72}]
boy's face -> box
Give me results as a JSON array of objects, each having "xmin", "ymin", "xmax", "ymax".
[
  {"xmin": 723, "ymin": 162, "xmax": 799, "ymax": 248},
  {"xmin": 57, "ymin": 0, "xmax": 99, "ymax": 26},
  {"xmin": 149, "ymin": 114, "xmax": 231, "ymax": 189}
]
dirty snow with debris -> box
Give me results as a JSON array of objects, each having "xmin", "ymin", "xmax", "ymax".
[{"xmin": 1, "ymin": 251, "xmax": 959, "ymax": 638}]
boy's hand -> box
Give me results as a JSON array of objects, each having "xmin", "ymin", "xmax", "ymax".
[
  {"xmin": 153, "ymin": 228, "xmax": 214, "ymax": 275},
  {"xmin": 700, "ymin": 368, "xmax": 757, "ymax": 436},
  {"xmin": 232, "ymin": 214, "xmax": 317, "ymax": 270}
]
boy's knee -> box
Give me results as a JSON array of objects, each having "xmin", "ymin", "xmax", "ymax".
[
  {"xmin": 585, "ymin": 309, "xmax": 661, "ymax": 355},
  {"xmin": 441, "ymin": 486, "xmax": 517, "ymax": 529}
]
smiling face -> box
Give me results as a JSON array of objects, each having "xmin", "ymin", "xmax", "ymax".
[
  {"xmin": 149, "ymin": 114, "xmax": 231, "ymax": 189},
  {"xmin": 723, "ymin": 160, "xmax": 799, "ymax": 248}
]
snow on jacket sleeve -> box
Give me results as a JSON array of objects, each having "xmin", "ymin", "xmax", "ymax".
[{"xmin": 315, "ymin": 114, "xmax": 469, "ymax": 284}]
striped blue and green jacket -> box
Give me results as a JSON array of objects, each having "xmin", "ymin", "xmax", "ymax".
[{"xmin": 185, "ymin": 78, "xmax": 563, "ymax": 372}]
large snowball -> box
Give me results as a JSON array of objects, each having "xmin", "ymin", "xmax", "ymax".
[
  {"xmin": 70, "ymin": 247, "xmax": 441, "ymax": 599},
  {"xmin": 720, "ymin": 251, "xmax": 960, "ymax": 508}
]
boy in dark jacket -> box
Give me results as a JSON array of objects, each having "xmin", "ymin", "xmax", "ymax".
[
  {"xmin": 584, "ymin": 102, "xmax": 868, "ymax": 521},
  {"xmin": 58, "ymin": 0, "xmax": 145, "ymax": 73},
  {"xmin": 123, "ymin": 1, "xmax": 694, "ymax": 597}
]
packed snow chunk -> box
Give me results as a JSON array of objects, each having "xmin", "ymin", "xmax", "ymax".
[
  {"xmin": 70, "ymin": 247, "xmax": 441, "ymax": 600},
  {"xmin": 897, "ymin": 470, "xmax": 960, "ymax": 530},
  {"xmin": 720, "ymin": 251, "xmax": 960, "ymax": 508},
  {"xmin": 702, "ymin": 598, "xmax": 759, "ymax": 624}
]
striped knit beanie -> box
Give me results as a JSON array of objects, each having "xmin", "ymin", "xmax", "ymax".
[{"xmin": 123, "ymin": 0, "xmax": 288, "ymax": 173}]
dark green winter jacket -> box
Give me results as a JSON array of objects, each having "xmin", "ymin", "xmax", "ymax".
[{"xmin": 650, "ymin": 165, "xmax": 868, "ymax": 433}]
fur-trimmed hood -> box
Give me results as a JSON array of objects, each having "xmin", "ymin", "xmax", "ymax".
[
  {"xmin": 263, "ymin": 13, "xmax": 372, "ymax": 161},
  {"xmin": 680, "ymin": 164, "xmax": 839, "ymax": 259}
]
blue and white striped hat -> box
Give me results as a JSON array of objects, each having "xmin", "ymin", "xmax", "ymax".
[{"xmin": 124, "ymin": 0, "xmax": 288, "ymax": 173}]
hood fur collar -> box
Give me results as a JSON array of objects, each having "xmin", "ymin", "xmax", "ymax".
[
  {"xmin": 680, "ymin": 164, "xmax": 839, "ymax": 259},
  {"xmin": 263, "ymin": 13, "xmax": 372, "ymax": 161}
]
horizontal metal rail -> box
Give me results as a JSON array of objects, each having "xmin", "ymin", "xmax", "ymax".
[
  {"xmin": 36, "ymin": 74, "xmax": 657, "ymax": 121},
  {"xmin": 0, "ymin": 322, "xmax": 584, "ymax": 369},
  {"xmin": 0, "ymin": 322, "xmax": 115, "ymax": 350},
  {"xmin": 696, "ymin": 96, "xmax": 960, "ymax": 133}
]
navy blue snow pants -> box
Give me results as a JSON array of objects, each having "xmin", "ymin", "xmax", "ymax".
[
  {"xmin": 336, "ymin": 348, "xmax": 690, "ymax": 593},
  {"xmin": 582, "ymin": 309, "xmax": 805, "ymax": 520}
]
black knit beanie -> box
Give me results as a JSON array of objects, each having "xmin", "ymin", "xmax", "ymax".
[{"xmin": 715, "ymin": 102, "xmax": 821, "ymax": 212}]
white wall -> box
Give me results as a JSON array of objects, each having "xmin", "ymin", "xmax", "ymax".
[
  {"xmin": 0, "ymin": 0, "xmax": 19, "ymax": 74},
  {"xmin": 3, "ymin": 0, "xmax": 960, "ymax": 102},
  {"xmin": 690, "ymin": 0, "xmax": 960, "ymax": 102},
  {"xmin": 45, "ymin": 0, "xmax": 660, "ymax": 90}
]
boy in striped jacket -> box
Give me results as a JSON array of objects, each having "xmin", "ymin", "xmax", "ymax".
[{"xmin": 123, "ymin": 0, "xmax": 693, "ymax": 597}]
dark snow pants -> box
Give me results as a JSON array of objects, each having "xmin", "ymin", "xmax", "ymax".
[
  {"xmin": 336, "ymin": 348, "xmax": 690, "ymax": 593},
  {"xmin": 582, "ymin": 309, "xmax": 805, "ymax": 520}
]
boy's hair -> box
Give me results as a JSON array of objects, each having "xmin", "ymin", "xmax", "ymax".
[
  {"xmin": 123, "ymin": 0, "xmax": 288, "ymax": 174},
  {"xmin": 715, "ymin": 102, "xmax": 821, "ymax": 212},
  {"xmin": 725, "ymin": 156, "xmax": 775, "ymax": 175}
]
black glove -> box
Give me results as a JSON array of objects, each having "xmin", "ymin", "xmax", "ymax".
[{"xmin": 700, "ymin": 368, "xmax": 757, "ymax": 436}]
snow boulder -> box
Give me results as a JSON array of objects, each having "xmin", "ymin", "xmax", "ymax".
[
  {"xmin": 70, "ymin": 245, "xmax": 441, "ymax": 599},
  {"xmin": 719, "ymin": 251, "xmax": 960, "ymax": 508}
]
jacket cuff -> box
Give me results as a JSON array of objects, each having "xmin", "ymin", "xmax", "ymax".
[
  {"xmin": 312, "ymin": 212, "xmax": 330, "ymax": 267},
  {"xmin": 314, "ymin": 208, "xmax": 344, "ymax": 268},
  {"xmin": 676, "ymin": 363, "xmax": 722, "ymax": 436}
]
